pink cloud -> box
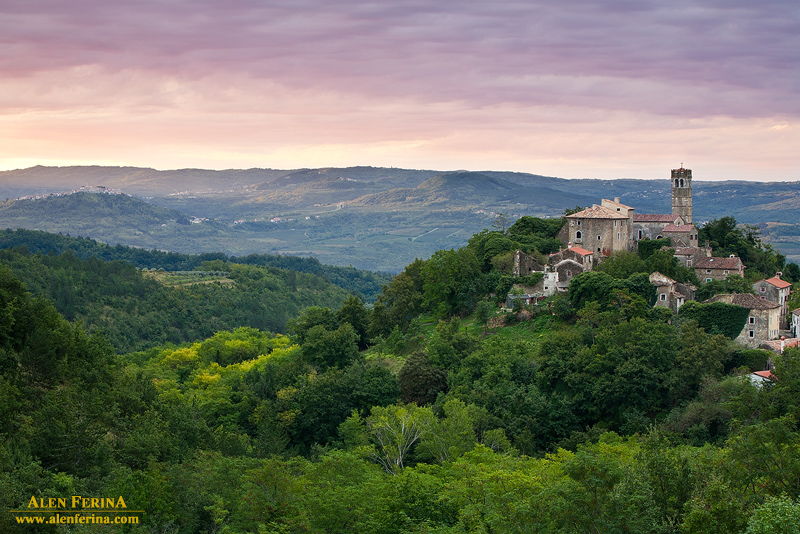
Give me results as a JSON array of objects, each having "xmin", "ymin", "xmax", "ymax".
[{"xmin": 0, "ymin": 0, "xmax": 798, "ymax": 178}]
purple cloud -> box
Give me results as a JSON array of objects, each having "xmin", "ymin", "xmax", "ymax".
[{"xmin": 1, "ymin": 0, "xmax": 797, "ymax": 178}]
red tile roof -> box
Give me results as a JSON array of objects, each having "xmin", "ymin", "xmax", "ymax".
[
  {"xmin": 753, "ymin": 370, "xmax": 777, "ymax": 380},
  {"xmin": 633, "ymin": 213, "xmax": 675, "ymax": 222},
  {"xmin": 761, "ymin": 338, "xmax": 800, "ymax": 352},
  {"xmin": 672, "ymin": 247, "xmax": 699, "ymax": 255},
  {"xmin": 765, "ymin": 276, "xmax": 792, "ymax": 289},
  {"xmin": 568, "ymin": 246, "xmax": 593, "ymax": 256}
]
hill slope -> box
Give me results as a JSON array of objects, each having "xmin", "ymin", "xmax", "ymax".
[{"xmin": 1, "ymin": 165, "xmax": 799, "ymax": 269}]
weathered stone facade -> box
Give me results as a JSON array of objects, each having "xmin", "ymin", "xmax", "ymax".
[
  {"xmin": 671, "ymin": 246, "xmax": 712, "ymax": 269},
  {"xmin": 632, "ymin": 214, "xmax": 677, "ymax": 242},
  {"xmin": 512, "ymin": 250, "xmax": 545, "ymax": 277},
  {"xmin": 510, "ymin": 247, "xmax": 593, "ymax": 299},
  {"xmin": 661, "ymin": 223, "xmax": 699, "ymax": 248},
  {"xmin": 548, "ymin": 247, "xmax": 594, "ymax": 272},
  {"xmin": 566, "ymin": 200, "xmax": 633, "ymax": 257},
  {"xmin": 753, "ymin": 275, "xmax": 792, "ymax": 329},
  {"xmin": 695, "ymin": 255, "xmax": 745, "ymax": 282},
  {"xmin": 650, "ymin": 271, "xmax": 696, "ymax": 313},
  {"xmin": 706, "ymin": 293, "xmax": 780, "ymax": 347},
  {"xmin": 671, "ymin": 167, "xmax": 693, "ymax": 224}
]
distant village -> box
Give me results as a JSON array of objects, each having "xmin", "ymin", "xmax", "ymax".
[
  {"xmin": 13, "ymin": 184, "xmax": 124, "ymax": 201},
  {"xmin": 506, "ymin": 167, "xmax": 798, "ymax": 357}
]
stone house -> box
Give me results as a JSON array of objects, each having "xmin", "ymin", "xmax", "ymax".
[
  {"xmin": 511, "ymin": 247, "xmax": 592, "ymax": 297},
  {"xmin": 792, "ymin": 308, "xmax": 800, "ymax": 337},
  {"xmin": 512, "ymin": 249, "xmax": 545, "ymax": 277},
  {"xmin": 548, "ymin": 246, "xmax": 594, "ymax": 272},
  {"xmin": 661, "ymin": 223, "xmax": 699, "ymax": 248},
  {"xmin": 566, "ymin": 168, "xmax": 697, "ymax": 253},
  {"xmin": 650, "ymin": 271, "xmax": 696, "ymax": 312},
  {"xmin": 752, "ymin": 275, "xmax": 792, "ymax": 329},
  {"xmin": 671, "ymin": 246, "xmax": 712, "ymax": 269},
  {"xmin": 633, "ymin": 213, "xmax": 677, "ymax": 242},
  {"xmin": 631, "ymin": 166, "xmax": 694, "ymax": 243},
  {"xmin": 694, "ymin": 255, "xmax": 745, "ymax": 282},
  {"xmin": 706, "ymin": 293, "xmax": 780, "ymax": 347},
  {"xmin": 566, "ymin": 200, "xmax": 634, "ymax": 257}
]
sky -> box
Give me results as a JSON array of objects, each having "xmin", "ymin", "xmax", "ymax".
[{"xmin": 1, "ymin": 0, "xmax": 798, "ymax": 181}]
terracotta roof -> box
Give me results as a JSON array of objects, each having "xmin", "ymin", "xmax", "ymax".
[
  {"xmin": 695, "ymin": 256, "xmax": 744, "ymax": 270},
  {"xmin": 633, "ymin": 213, "xmax": 675, "ymax": 222},
  {"xmin": 753, "ymin": 370, "xmax": 777, "ymax": 380},
  {"xmin": 662, "ymin": 224, "xmax": 695, "ymax": 233},
  {"xmin": 567, "ymin": 205, "xmax": 629, "ymax": 220},
  {"xmin": 672, "ymin": 247, "xmax": 699, "ymax": 256},
  {"xmin": 793, "ymin": 308, "xmax": 800, "ymax": 316},
  {"xmin": 765, "ymin": 276, "xmax": 792, "ymax": 289},
  {"xmin": 761, "ymin": 338, "xmax": 800, "ymax": 353},
  {"xmin": 601, "ymin": 198, "xmax": 635, "ymax": 210},
  {"xmin": 568, "ymin": 246, "xmax": 593, "ymax": 256}
]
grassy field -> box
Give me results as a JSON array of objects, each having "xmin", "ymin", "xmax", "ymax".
[{"xmin": 142, "ymin": 270, "xmax": 234, "ymax": 287}]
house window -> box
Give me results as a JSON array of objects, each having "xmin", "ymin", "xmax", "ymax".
[
  {"xmin": 706, "ymin": 278, "xmax": 712, "ymax": 282},
  {"xmin": 660, "ymin": 294, "xmax": 666, "ymax": 301},
  {"xmin": 638, "ymin": 230, "xmax": 643, "ymax": 239},
  {"xmin": 597, "ymin": 235, "xmax": 601, "ymax": 240},
  {"xmin": 576, "ymin": 231, "xmax": 582, "ymax": 240},
  {"xmin": 724, "ymin": 270, "xmax": 729, "ymax": 275},
  {"xmin": 617, "ymin": 233, "xmax": 620, "ymax": 240},
  {"xmin": 577, "ymin": 220, "xmax": 581, "ymax": 226},
  {"xmin": 749, "ymin": 330, "xmax": 755, "ymax": 338},
  {"xmin": 706, "ymin": 269, "xmax": 711, "ymax": 274},
  {"xmin": 749, "ymin": 317, "xmax": 755, "ymax": 324},
  {"xmin": 687, "ymin": 260, "xmax": 692, "ymax": 267},
  {"xmin": 761, "ymin": 286, "xmax": 766, "ymax": 293}
]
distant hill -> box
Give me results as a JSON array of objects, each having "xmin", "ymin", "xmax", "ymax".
[
  {"xmin": 1, "ymin": 165, "xmax": 799, "ymax": 270},
  {"xmin": 350, "ymin": 171, "xmax": 596, "ymax": 209}
]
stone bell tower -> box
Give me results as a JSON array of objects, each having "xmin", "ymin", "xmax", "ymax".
[{"xmin": 671, "ymin": 166, "xmax": 692, "ymax": 224}]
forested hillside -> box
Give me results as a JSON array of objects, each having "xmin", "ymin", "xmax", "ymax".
[
  {"xmin": 0, "ymin": 229, "xmax": 391, "ymax": 301},
  {"xmin": 0, "ymin": 247, "xmax": 352, "ymax": 353},
  {"xmin": 2, "ymin": 216, "xmax": 800, "ymax": 533}
]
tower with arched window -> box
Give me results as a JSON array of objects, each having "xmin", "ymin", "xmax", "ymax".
[{"xmin": 671, "ymin": 167, "xmax": 692, "ymax": 224}]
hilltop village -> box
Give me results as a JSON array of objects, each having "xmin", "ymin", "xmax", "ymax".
[{"xmin": 507, "ymin": 167, "xmax": 795, "ymax": 350}]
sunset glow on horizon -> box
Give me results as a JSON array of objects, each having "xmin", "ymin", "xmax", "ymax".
[{"xmin": 1, "ymin": 0, "xmax": 798, "ymax": 181}]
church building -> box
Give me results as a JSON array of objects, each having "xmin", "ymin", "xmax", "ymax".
[{"xmin": 565, "ymin": 166, "xmax": 699, "ymax": 258}]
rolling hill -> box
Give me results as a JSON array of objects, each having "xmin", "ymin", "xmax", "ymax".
[{"xmin": 1, "ymin": 165, "xmax": 799, "ymax": 270}]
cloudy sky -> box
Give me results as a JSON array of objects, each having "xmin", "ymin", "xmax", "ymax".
[{"xmin": 1, "ymin": 0, "xmax": 798, "ymax": 180}]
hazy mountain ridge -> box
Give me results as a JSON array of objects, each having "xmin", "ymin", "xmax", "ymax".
[{"xmin": 1, "ymin": 165, "xmax": 799, "ymax": 270}]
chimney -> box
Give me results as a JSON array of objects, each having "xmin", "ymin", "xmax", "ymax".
[{"xmin": 614, "ymin": 197, "xmax": 620, "ymax": 203}]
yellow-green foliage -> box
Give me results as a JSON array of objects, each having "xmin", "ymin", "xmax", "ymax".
[{"xmin": 140, "ymin": 327, "xmax": 299, "ymax": 407}]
